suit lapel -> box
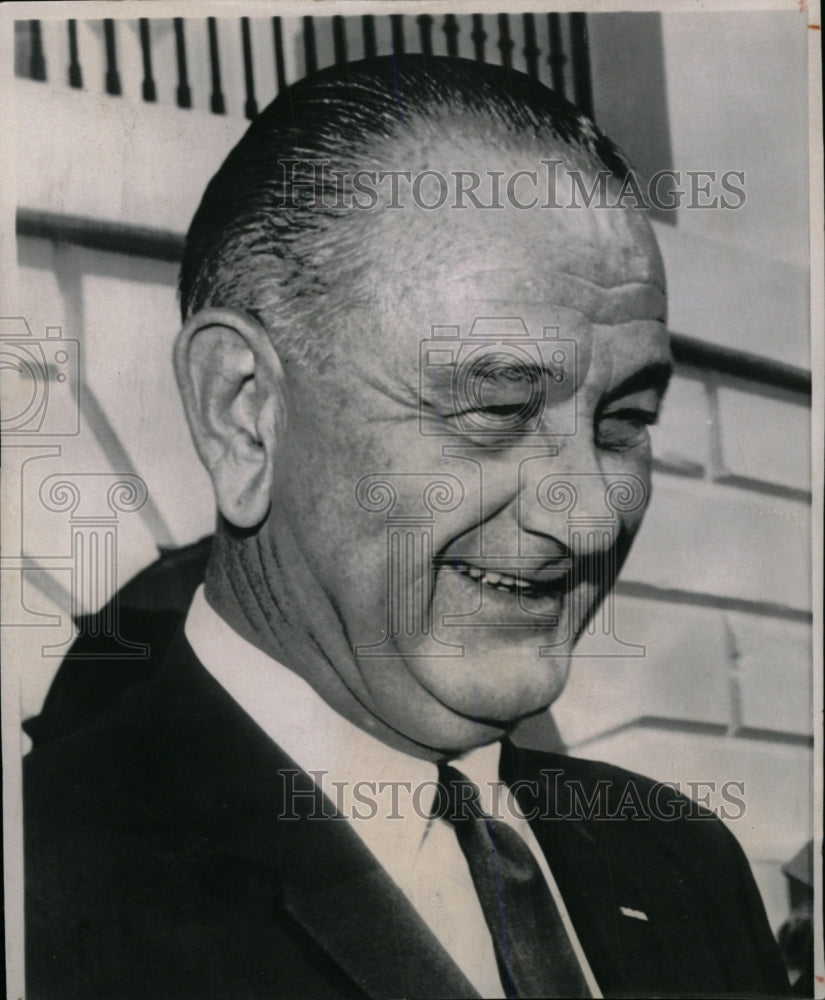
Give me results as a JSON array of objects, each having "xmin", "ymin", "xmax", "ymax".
[
  {"xmin": 502, "ymin": 743, "xmax": 668, "ymax": 995},
  {"xmin": 282, "ymin": 857, "xmax": 480, "ymax": 999},
  {"xmin": 501, "ymin": 741, "xmax": 718, "ymax": 996},
  {"xmin": 141, "ymin": 632, "xmax": 479, "ymax": 1000}
]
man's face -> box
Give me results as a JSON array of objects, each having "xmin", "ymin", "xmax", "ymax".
[{"xmin": 268, "ymin": 174, "xmax": 670, "ymax": 756}]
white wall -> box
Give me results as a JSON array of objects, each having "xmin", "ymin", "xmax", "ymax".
[{"xmin": 590, "ymin": 10, "xmax": 810, "ymax": 368}]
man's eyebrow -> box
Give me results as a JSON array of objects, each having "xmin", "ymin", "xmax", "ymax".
[{"xmin": 600, "ymin": 361, "xmax": 674, "ymax": 408}]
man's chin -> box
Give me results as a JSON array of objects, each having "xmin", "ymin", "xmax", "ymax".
[{"xmin": 407, "ymin": 636, "xmax": 573, "ymax": 727}]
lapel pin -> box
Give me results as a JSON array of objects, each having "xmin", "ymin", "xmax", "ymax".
[{"xmin": 619, "ymin": 906, "xmax": 649, "ymax": 922}]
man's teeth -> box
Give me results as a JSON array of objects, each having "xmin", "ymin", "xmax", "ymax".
[{"xmin": 453, "ymin": 562, "xmax": 531, "ymax": 593}]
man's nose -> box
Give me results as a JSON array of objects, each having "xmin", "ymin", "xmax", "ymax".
[{"xmin": 515, "ymin": 444, "xmax": 642, "ymax": 559}]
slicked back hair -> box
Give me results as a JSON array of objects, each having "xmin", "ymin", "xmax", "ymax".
[{"xmin": 179, "ymin": 55, "xmax": 630, "ymax": 368}]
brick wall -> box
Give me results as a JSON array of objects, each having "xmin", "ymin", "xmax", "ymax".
[{"xmin": 562, "ymin": 11, "xmax": 812, "ymax": 932}]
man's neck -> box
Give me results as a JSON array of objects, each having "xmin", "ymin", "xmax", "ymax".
[{"xmin": 203, "ymin": 529, "xmax": 486, "ymax": 764}]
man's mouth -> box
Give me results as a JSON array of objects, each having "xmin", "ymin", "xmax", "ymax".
[{"xmin": 445, "ymin": 558, "xmax": 569, "ymax": 600}]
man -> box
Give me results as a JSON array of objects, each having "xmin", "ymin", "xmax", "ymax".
[{"xmin": 24, "ymin": 56, "xmax": 790, "ymax": 999}]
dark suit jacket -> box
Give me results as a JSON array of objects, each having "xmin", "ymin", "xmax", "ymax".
[{"xmin": 24, "ymin": 629, "xmax": 790, "ymax": 1000}]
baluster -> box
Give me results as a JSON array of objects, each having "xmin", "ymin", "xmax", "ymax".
[
  {"xmin": 29, "ymin": 20, "xmax": 46, "ymax": 81},
  {"xmin": 272, "ymin": 17, "xmax": 287, "ymax": 92},
  {"xmin": 67, "ymin": 20, "xmax": 82, "ymax": 88},
  {"xmin": 569, "ymin": 13, "xmax": 594, "ymax": 118},
  {"xmin": 442, "ymin": 14, "xmax": 459, "ymax": 58},
  {"xmin": 332, "ymin": 15, "xmax": 347, "ymax": 65},
  {"xmin": 137, "ymin": 19, "xmax": 155, "ymax": 101},
  {"xmin": 173, "ymin": 18, "xmax": 192, "ymax": 108},
  {"xmin": 241, "ymin": 18, "xmax": 258, "ymax": 119},
  {"xmin": 470, "ymin": 14, "xmax": 486, "ymax": 62},
  {"xmin": 390, "ymin": 14, "xmax": 405, "ymax": 55},
  {"xmin": 206, "ymin": 18, "xmax": 225, "ymax": 113},
  {"xmin": 497, "ymin": 13, "xmax": 513, "ymax": 72},
  {"xmin": 103, "ymin": 19, "xmax": 121, "ymax": 96},
  {"xmin": 302, "ymin": 16, "xmax": 317, "ymax": 75},
  {"xmin": 522, "ymin": 13, "xmax": 539, "ymax": 80},
  {"xmin": 546, "ymin": 14, "xmax": 566, "ymax": 96},
  {"xmin": 417, "ymin": 14, "xmax": 434, "ymax": 57},
  {"xmin": 362, "ymin": 15, "xmax": 377, "ymax": 59}
]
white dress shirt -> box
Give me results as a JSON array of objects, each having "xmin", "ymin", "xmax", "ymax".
[{"xmin": 185, "ymin": 585, "xmax": 600, "ymax": 999}]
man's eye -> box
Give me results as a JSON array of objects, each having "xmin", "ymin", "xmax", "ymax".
[
  {"xmin": 477, "ymin": 403, "xmax": 529, "ymax": 419},
  {"xmin": 596, "ymin": 410, "xmax": 658, "ymax": 451},
  {"xmin": 462, "ymin": 378, "xmax": 542, "ymax": 421}
]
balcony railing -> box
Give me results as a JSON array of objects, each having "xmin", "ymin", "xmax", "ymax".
[{"xmin": 14, "ymin": 13, "xmax": 595, "ymax": 121}]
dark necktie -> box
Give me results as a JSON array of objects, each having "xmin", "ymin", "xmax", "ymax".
[{"xmin": 435, "ymin": 763, "xmax": 592, "ymax": 999}]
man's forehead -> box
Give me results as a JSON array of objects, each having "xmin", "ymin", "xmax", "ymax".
[
  {"xmin": 439, "ymin": 268, "xmax": 666, "ymax": 324},
  {"xmin": 374, "ymin": 208, "xmax": 666, "ymax": 341},
  {"xmin": 319, "ymin": 160, "xmax": 669, "ymax": 382}
]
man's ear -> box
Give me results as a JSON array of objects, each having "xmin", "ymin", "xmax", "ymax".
[{"xmin": 174, "ymin": 307, "xmax": 286, "ymax": 529}]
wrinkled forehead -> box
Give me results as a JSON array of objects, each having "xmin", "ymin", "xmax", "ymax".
[
  {"xmin": 367, "ymin": 196, "xmax": 666, "ymax": 345},
  {"xmin": 356, "ymin": 126, "xmax": 665, "ymax": 296}
]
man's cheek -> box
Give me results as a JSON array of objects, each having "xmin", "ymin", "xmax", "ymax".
[
  {"xmin": 614, "ymin": 508, "xmax": 649, "ymax": 569},
  {"xmin": 334, "ymin": 552, "xmax": 394, "ymax": 647}
]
